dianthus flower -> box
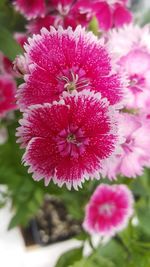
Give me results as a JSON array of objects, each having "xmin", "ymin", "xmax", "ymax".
[
  {"xmin": 103, "ymin": 113, "xmax": 150, "ymax": 179},
  {"xmin": 16, "ymin": 26, "xmax": 124, "ymax": 111},
  {"xmin": 16, "ymin": 91, "xmax": 119, "ymax": 189},
  {"xmin": 13, "ymin": 0, "xmax": 46, "ymax": 20},
  {"xmin": 0, "ymin": 75, "xmax": 17, "ymax": 117},
  {"xmin": 83, "ymin": 183, "xmax": 134, "ymax": 236},
  {"xmin": 107, "ymin": 24, "xmax": 150, "ymax": 112}
]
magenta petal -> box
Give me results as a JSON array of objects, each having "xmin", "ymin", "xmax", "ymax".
[
  {"xmin": 94, "ymin": 2, "xmax": 112, "ymax": 31},
  {"xmin": 113, "ymin": 5, "xmax": 133, "ymax": 27}
]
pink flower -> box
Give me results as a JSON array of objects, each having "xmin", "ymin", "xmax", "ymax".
[
  {"xmin": 91, "ymin": 0, "xmax": 133, "ymax": 31},
  {"xmin": 83, "ymin": 184, "xmax": 134, "ymax": 236},
  {"xmin": 16, "ymin": 90, "xmax": 119, "ymax": 189},
  {"xmin": 13, "ymin": 0, "xmax": 46, "ymax": 20},
  {"xmin": 46, "ymin": 0, "xmax": 132, "ymax": 31},
  {"xmin": 108, "ymin": 24, "xmax": 150, "ymax": 112},
  {"xmin": 0, "ymin": 75, "xmax": 17, "ymax": 117},
  {"xmin": 16, "ymin": 26, "xmax": 124, "ymax": 111},
  {"xmin": 103, "ymin": 113, "xmax": 150, "ymax": 179}
]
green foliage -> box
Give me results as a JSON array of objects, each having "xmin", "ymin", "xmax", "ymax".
[
  {"xmin": 0, "ymin": 26, "xmax": 23, "ymax": 60},
  {"xmin": 70, "ymin": 252, "xmax": 115, "ymax": 267},
  {"xmin": 55, "ymin": 247, "xmax": 83, "ymax": 267}
]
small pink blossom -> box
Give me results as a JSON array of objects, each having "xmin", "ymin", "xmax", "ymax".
[
  {"xmin": 16, "ymin": 26, "xmax": 124, "ymax": 111},
  {"xmin": 103, "ymin": 113, "xmax": 150, "ymax": 179},
  {"xmin": 16, "ymin": 90, "xmax": 119, "ymax": 189},
  {"xmin": 108, "ymin": 24, "xmax": 150, "ymax": 112},
  {"xmin": 83, "ymin": 184, "xmax": 134, "ymax": 236},
  {"xmin": 13, "ymin": 0, "xmax": 46, "ymax": 20},
  {"xmin": 0, "ymin": 75, "xmax": 17, "ymax": 117}
]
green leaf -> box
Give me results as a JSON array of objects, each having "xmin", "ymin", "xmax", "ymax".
[
  {"xmin": 70, "ymin": 253, "xmax": 115, "ymax": 267},
  {"xmin": 97, "ymin": 239, "xmax": 127, "ymax": 265},
  {"xmin": 55, "ymin": 247, "xmax": 83, "ymax": 267},
  {"xmin": 137, "ymin": 207, "xmax": 150, "ymax": 235},
  {"xmin": 0, "ymin": 25, "xmax": 23, "ymax": 60},
  {"xmin": 8, "ymin": 208, "xmax": 28, "ymax": 229}
]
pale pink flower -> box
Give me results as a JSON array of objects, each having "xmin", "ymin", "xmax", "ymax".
[
  {"xmin": 16, "ymin": 26, "xmax": 124, "ymax": 111},
  {"xmin": 0, "ymin": 75, "xmax": 17, "ymax": 117},
  {"xmin": 13, "ymin": 0, "xmax": 46, "ymax": 20},
  {"xmin": 16, "ymin": 90, "xmax": 119, "ymax": 189},
  {"xmin": 83, "ymin": 183, "xmax": 134, "ymax": 236},
  {"xmin": 107, "ymin": 24, "xmax": 150, "ymax": 112},
  {"xmin": 103, "ymin": 113, "xmax": 150, "ymax": 179}
]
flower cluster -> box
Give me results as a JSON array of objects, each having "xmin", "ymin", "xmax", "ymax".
[
  {"xmin": 102, "ymin": 24, "xmax": 150, "ymax": 179},
  {"xmin": 12, "ymin": 0, "xmax": 150, "ymax": 238},
  {"xmin": 16, "ymin": 25, "xmax": 124, "ymax": 189},
  {"xmin": 13, "ymin": 0, "xmax": 132, "ymax": 34}
]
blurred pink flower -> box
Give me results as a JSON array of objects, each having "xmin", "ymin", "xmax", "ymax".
[
  {"xmin": 16, "ymin": 90, "xmax": 119, "ymax": 189},
  {"xmin": 16, "ymin": 26, "xmax": 124, "ymax": 111},
  {"xmin": 83, "ymin": 183, "xmax": 134, "ymax": 236},
  {"xmin": 26, "ymin": 0, "xmax": 132, "ymax": 34},
  {"xmin": 47, "ymin": 0, "xmax": 93, "ymax": 29},
  {"xmin": 108, "ymin": 24, "xmax": 150, "ymax": 112},
  {"xmin": 90, "ymin": 0, "xmax": 132, "ymax": 31},
  {"xmin": 103, "ymin": 113, "xmax": 150, "ymax": 179},
  {"xmin": 48, "ymin": 0, "xmax": 132, "ymax": 30},
  {"xmin": 0, "ymin": 75, "xmax": 17, "ymax": 117},
  {"xmin": 13, "ymin": 0, "xmax": 46, "ymax": 20}
]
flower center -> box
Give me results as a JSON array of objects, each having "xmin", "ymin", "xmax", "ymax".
[
  {"xmin": 56, "ymin": 125, "xmax": 89, "ymax": 158},
  {"xmin": 67, "ymin": 133, "xmax": 77, "ymax": 144},
  {"xmin": 129, "ymin": 74, "xmax": 145, "ymax": 93},
  {"xmin": 99, "ymin": 203, "xmax": 115, "ymax": 217},
  {"xmin": 57, "ymin": 68, "xmax": 90, "ymax": 93}
]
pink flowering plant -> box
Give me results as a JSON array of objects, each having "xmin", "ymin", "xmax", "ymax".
[{"xmin": 1, "ymin": 0, "xmax": 150, "ymax": 266}]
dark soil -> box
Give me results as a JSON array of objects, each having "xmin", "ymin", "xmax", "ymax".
[{"xmin": 21, "ymin": 195, "xmax": 81, "ymax": 247}]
